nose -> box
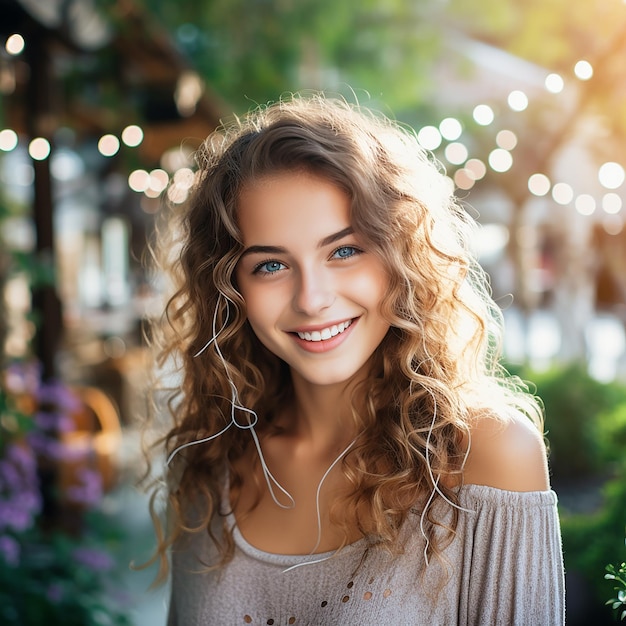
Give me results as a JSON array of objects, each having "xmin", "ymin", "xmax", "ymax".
[{"xmin": 292, "ymin": 267, "xmax": 335, "ymax": 316}]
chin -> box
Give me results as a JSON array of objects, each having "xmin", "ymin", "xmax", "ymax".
[{"xmin": 291, "ymin": 363, "xmax": 369, "ymax": 388}]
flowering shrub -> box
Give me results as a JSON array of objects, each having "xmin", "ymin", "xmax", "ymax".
[
  {"xmin": 0, "ymin": 360, "xmax": 132, "ymax": 625},
  {"xmin": 606, "ymin": 544, "xmax": 626, "ymax": 622}
]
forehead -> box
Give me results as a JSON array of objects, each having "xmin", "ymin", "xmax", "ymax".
[{"xmin": 237, "ymin": 171, "xmax": 352, "ymax": 245}]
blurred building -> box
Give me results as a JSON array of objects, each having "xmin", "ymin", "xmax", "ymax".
[
  {"xmin": 427, "ymin": 32, "xmax": 626, "ymax": 379},
  {"xmin": 1, "ymin": 0, "xmax": 224, "ymax": 418}
]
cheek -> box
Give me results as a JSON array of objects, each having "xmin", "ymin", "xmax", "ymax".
[
  {"xmin": 241, "ymin": 286, "xmax": 281, "ymax": 335},
  {"xmin": 351, "ymin": 266, "xmax": 389, "ymax": 310}
]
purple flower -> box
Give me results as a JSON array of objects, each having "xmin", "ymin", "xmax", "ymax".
[
  {"xmin": 0, "ymin": 461, "xmax": 21, "ymax": 488},
  {"xmin": 4, "ymin": 361, "xmax": 41, "ymax": 395},
  {"xmin": 6, "ymin": 444, "xmax": 37, "ymax": 472},
  {"xmin": 0, "ymin": 444, "xmax": 41, "ymax": 532},
  {"xmin": 46, "ymin": 583, "xmax": 64, "ymax": 604},
  {"xmin": 37, "ymin": 383, "xmax": 81, "ymax": 414},
  {"xmin": 27, "ymin": 431, "xmax": 65, "ymax": 460},
  {"xmin": 72, "ymin": 546, "xmax": 114, "ymax": 572},
  {"xmin": 64, "ymin": 467, "xmax": 103, "ymax": 507},
  {"xmin": 0, "ymin": 493, "xmax": 41, "ymax": 532},
  {"xmin": 0, "ymin": 534, "xmax": 20, "ymax": 566}
]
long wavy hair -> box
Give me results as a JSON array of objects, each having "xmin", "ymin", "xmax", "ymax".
[{"xmin": 145, "ymin": 94, "xmax": 542, "ymax": 582}]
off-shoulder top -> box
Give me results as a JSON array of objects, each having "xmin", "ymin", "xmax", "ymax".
[{"xmin": 168, "ymin": 484, "xmax": 565, "ymax": 625}]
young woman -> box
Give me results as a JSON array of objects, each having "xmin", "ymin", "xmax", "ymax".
[{"xmin": 151, "ymin": 95, "xmax": 564, "ymax": 625}]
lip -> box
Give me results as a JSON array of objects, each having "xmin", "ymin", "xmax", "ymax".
[{"xmin": 288, "ymin": 317, "xmax": 358, "ymax": 354}]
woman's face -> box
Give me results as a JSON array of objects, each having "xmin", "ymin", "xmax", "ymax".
[{"xmin": 235, "ymin": 170, "xmax": 390, "ymax": 389}]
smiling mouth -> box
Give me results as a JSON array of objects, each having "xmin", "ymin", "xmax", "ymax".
[{"xmin": 295, "ymin": 319, "xmax": 353, "ymax": 342}]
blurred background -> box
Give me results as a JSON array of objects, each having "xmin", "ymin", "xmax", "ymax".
[{"xmin": 1, "ymin": 0, "xmax": 625, "ymax": 623}]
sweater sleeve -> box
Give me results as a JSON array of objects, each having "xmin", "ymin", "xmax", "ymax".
[{"xmin": 456, "ymin": 485, "xmax": 565, "ymax": 626}]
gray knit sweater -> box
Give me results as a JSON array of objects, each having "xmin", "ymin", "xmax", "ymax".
[{"xmin": 168, "ymin": 484, "xmax": 564, "ymax": 626}]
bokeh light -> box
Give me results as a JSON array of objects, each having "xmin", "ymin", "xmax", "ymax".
[
  {"xmin": 167, "ymin": 183, "xmax": 190, "ymax": 204},
  {"xmin": 98, "ymin": 134, "xmax": 120, "ymax": 157},
  {"xmin": 444, "ymin": 142, "xmax": 468, "ymax": 165},
  {"xmin": 439, "ymin": 117, "xmax": 462, "ymax": 141},
  {"xmin": 28, "ymin": 137, "xmax": 51, "ymax": 160},
  {"xmin": 173, "ymin": 167, "xmax": 195, "ymax": 189},
  {"xmin": 148, "ymin": 169, "xmax": 169, "ymax": 194},
  {"xmin": 598, "ymin": 162, "xmax": 625, "ymax": 189},
  {"xmin": 507, "ymin": 90, "xmax": 528, "ymax": 112},
  {"xmin": 128, "ymin": 169, "xmax": 150, "ymax": 192},
  {"xmin": 488, "ymin": 148, "xmax": 513, "ymax": 173},
  {"xmin": 574, "ymin": 60, "xmax": 593, "ymax": 80},
  {"xmin": 496, "ymin": 130, "xmax": 517, "ymax": 150},
  {"xmin": 454, "ymin": 168, "xmax": 475, "ymax": 190},
  {"xmin": 417, "ymin": 125, "xmax": 442, "ymax": 150},
  {"xmin": 473, "ymin": 104, "xmax": 495, "ymax": 126},
  {"xmin": 552, "ymin": 182, "xmax": 574, "ymax": 205},
  {"xmin": 602, "ymin": 193, "xmax": 622, "ymax": 214},
  {"xmin": 121, "ymin": 125, "xmax": 144, "ymax": 147},
  {"xmin": 5, "ymin": 34, "xmax": 25, "ymax": 55},
  {"xmin": 575, "ymin": 194, "xmax": 596, "ymax": 216},
  {"xmin": 528, "ymin": 173, "xmax": 551, "ymax": 196},
  {"xmin": 465, "ymin": 158, "xmax": 486, "ymax": 181},
  {"xmin": 545, "ymin": 73, "xmax": 564, "ymax": 94},
  {"xmin": 0, "ymin": 129, "xmax": 18, "ymax": 151}
]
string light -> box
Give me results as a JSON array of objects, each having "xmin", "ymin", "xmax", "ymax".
[
  {"xmin": 173, "ymin": 167, "xmax": 195, "ymax": 189},
  {"xmin": 439, "ymin": 117, "xmax": 462, "ymax": 141},
  {"xmin": 574, "ymin": 60, "xmax": 593, "ymax": 80},
  {"xmin": 598, "ymin": 162, "xmax": 625, "ymax": 189},
  {"xmin": 552, "ymin": 182, "xmax": 574, "ymax": 205},
  {"xmin": 98, "ymin": 134, "xmax": 120, "ymax": 157},
  {"xmin": 465, "ymin": 158, "xmax": 486, "ymax": 181},
  {"xmin": 417, "ymin": 125, "xmax": 442, "ymax": 150},
  {"xmin": 5, "ymin": 34, "xmax": 25, "ymax": 55},
  {"xmin": 148, "ymin": 169, "xmax": 169, "ymax": 194},
  {"xmin": 167, "ymin": 183, "xmax": 189, "ymax": 204},
  {"xmin": 128, "ymin": 169, "xmax": 150, "ymax": 192},
  {"xmin": 528, "ymin": 173, "xmax": 551, "ymax": 196},
  {"xmin": 575, "ymin": 194, "xmax": 596, "ymax": 216},
  {"xmin": 496, "ymin": 129, "xmax": 518, "ymax": 150},
  {"xmin": 453, "ymin": 168, "xmax": 475, "ymax": 191},
  {"xmin": 28, "ymin": 137, "xmax": 50, "ymax": 160},
  {"xmin": 121, "ymin": 125, "xmax": 144, "ymax": 147},
  {"xmin": 602, "ymin": 193, "xmax": 622, "ymax": 214},
  {"xmin": 0, "ymin": 129, "xmax": 18, "ymax": 151},
  {"xmin": 426, "ymin": 57, "xmax": 625, "ymax": 222},
  {"xmin": 444, "ymin": 142, "xmax": 468, "ymax": 165},
  {"xmin": 472, "ymin": 104, "xmax": 494, "ymax": 126},
  {"xmin": 507, "ymin": 90, "xmax": 528, "ymax": 112},
  {"xmin": 488, "ymin": 148, "xmax": 513, "ymax": 173},
  {"xmin": 545, "ymin": 73, "xmax": 564, "ymax": 94}
]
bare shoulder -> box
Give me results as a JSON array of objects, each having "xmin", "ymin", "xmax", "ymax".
[{"xmin": 462, "ymin": 409, "xmax": 550, "ymax": 492}]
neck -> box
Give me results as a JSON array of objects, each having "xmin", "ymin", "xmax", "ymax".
[{"xmin": 284, "ymin": 373, "xmax": 361, "ymax": 453}]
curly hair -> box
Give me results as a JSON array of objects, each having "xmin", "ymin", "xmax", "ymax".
[{"xmin": 145, "ymin": 93, "xmax": 542, "ymax": 582}]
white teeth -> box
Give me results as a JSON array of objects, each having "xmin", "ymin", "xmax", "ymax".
[{"xmin": 297, "ymin": 320, "xmax": 352, "ymax": 342}]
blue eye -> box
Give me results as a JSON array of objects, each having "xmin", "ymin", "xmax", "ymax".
[
  {"xmin": 255, "ymin": 260, "xmax": 285, "ymax": 274},
  {"xmin": 332, "ymin": 246, "xmax": 359, "ymax": 259}
]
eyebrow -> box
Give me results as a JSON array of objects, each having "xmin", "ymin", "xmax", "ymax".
[{"xmin": 240, "ymin": 226, "xmax": 355, "ymax": 258}]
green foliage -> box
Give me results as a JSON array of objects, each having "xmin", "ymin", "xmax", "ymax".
[
  {"xmin": 510, "ymin": 363, "xmax": 626, "ymax": 620},
  {"xmin": 560, "ymin": 466, "xmax": 626, "ymax": 622},
  {"xmin": 0, "ymin": 362, "xmax": 133, "ymax": 625},
  {"xmin": 0, "ymin": 523, "xmax": 133, "ymax": 626},
  {"xmin": 505, "ymin": 364, "xmax": 626, "ymax": 618},
  {"xmin": 597, "ymin": 403, "xmax": 626, "ymax": 466},
  {"xmin": 508, "ymin": 363, "xmax": 626, "ymax": 480},
  {"xmin": 605, "ymin": 553, "xmax": 626, "ymax": 621},
  {"xmin": 139, "ymin": 0, "xmax": 445, "ymax": 114}
]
